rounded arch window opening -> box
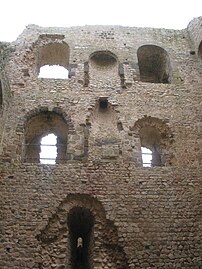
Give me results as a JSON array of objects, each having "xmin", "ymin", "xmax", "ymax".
[
  {"xmin": 89, "ymin": 51, "xmax": 118, "ymax": 70},
  {"xmin": 141, "ymin": 147, "xmax": 152, "ymax": 167},
  {"xmin": 40, "ymin": 133, "xmax": 57, "ymax": 164},
  {"xmin": 137, "ymin": 45, "xmax": 171, "ymax": 84},
  {"xmin": 38, "ymin": 65, "xmax": 69, "ymax": 79}
]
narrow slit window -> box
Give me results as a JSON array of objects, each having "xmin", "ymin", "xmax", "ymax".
[
  {"xmin": 40, "ymin": 133, "xmax": 57, "ymax": 164},
  {"xmin": 198, "ymin": 41, "xmax": 202, "ymax": 58},
  {"xmin": 141, "ymin": 147, "xmax": 152, "ymax": 167},
  {"xmin": 68, "ymin": 207, "xmax": 94, "ymax": 269},
  {"xmin": 39, "ymin": 65, "xmax": 69, "ymax": 79}
]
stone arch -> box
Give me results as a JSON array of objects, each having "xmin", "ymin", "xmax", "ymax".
[
  {"xmin": 137, "ymin": 45, "xmax": 172, "ymax": 83},
  {"xmin": 36, "ymin": 194, "xmax": 129, "ymax": 269},
  {"xmin": 36, "ymin": 41, "xmax": 70, "ymax": 76},
  {"xmin": 89, "ymin": 50, "xmax": 118, "ymax": 70},
  {"xmin": 132, "ymin": 116, "xmax": 174, "ymax": 166},
  {"xmin": 88, "ymin": 50, "xmax": 120, "ymax": 85},
  {"xmin": 23, "ymin": 107, "xmax": 73, "ymax": 163},
  {"xmin": 198, "ymin": 41, "xmax": 202, "ymax": 58}
]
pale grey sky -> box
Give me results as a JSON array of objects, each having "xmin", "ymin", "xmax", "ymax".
[{"xmin": 0, "ymin": 0, "xmax": 201, "ymax": 42}]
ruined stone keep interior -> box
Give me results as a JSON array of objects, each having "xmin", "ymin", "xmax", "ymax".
[{"xmin": 0, "ymin": 17, "xmax": 201, "ymax": 268}]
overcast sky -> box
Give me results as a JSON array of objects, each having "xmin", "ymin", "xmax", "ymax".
[{"xmin": 0, "ymin": 0, "xmax": 201, "ymax": 42}]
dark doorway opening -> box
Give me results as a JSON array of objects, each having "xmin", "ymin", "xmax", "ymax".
[{"xmin": 68, "ymin": 207, "xmax": 94, "ymax": 269}]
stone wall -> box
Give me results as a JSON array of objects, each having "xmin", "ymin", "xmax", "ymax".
[
  {"xmin": 0, "ymin": 17, "xmax": 201, "ymax": 268},
  {"xmin": 0, "ymin": 163, "xmax": 201, "ymax": 268},
  {"xmin": 188, "ymin": 17, "xmax": 202, "ymax": 57}
]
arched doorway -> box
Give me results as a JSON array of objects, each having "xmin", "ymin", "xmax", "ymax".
[{"xmin": 68, "ymin": 207, "xmax": 94, "ymax": 269}]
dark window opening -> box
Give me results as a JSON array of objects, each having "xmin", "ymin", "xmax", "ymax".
[
  {"xmin": 190, "ymin": 51, "xmax": 196, "ymax": 55},
  {"xmin": 68, "ymin": 207, "xmax": 94, "ymax": 269},
  {"xmin": 137, "ymin": 45, "xmax": 171, "ymax": 84},
  {"xmin": 99, "ymin": 98, "xmax": 108, "ymax": 110},
  {"xmin": 198, "ymin": 41, "xmax": 202, "ymax": 58}
]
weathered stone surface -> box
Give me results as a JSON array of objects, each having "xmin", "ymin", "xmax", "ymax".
[{"xmin": 0, "ymin": 17, "xmax": 201, "ymax": 268}]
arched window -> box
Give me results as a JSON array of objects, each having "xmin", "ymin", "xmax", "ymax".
[
  {"xmin": 133, "ymin": 116, "xmax": 173, "ymax": 167},
  {"xmin": 137, "ymin": 45, "xmax": 171, "ymax": 83},
  {"xmin": 37, "ymin": 194, "xmax": 129, "ymax": 268},
  {"xmin": 140, "ymin": 125, "xmax": 163, "ymax": 166},
  {"xmin": 40, "ymin": 133, "xmax": 57, "ymax": 164},
  {"xmin": 198, "ymin": 41, "xmax": 202, "ymax": 58},
  {"xmin": 37, "ymin": 42, "xmax": 70, "ymax": 78},
  {"xmin": 68, "ymin": 207, "xmax": 94, "ymax": 269},
  {"xmin": 24, "ymin": 111, "xmax": 68, "ymax": 163}
]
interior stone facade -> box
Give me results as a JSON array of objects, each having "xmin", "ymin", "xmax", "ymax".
[{"xmin": 0, "ymin": 17, "xmax": 201, "ymax": 268}]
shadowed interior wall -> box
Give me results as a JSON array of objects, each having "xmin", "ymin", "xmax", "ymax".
[{"xmin": 137, "ymin": 45, "xmax": 172, "ymax": 83}]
